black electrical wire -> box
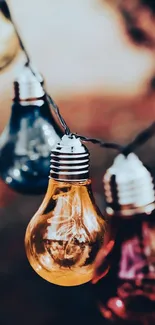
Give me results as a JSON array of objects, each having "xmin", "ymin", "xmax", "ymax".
[
  {"xmin": 122, "ymin": 121, "xmax": 155, "ymax": 156},
  {"xmin": 72, "ymin": 133, "xmax": 124, "ymax": 151},
  {"xmin": 46, "ymin": 94, "xmax": 71, "ymax": 135}
]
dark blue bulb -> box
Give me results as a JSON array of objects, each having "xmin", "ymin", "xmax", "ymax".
[{"xmin": 0, "ymin": 99, "xmax": 63, "ymax": 194}]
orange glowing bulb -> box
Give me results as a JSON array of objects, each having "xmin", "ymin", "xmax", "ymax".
[{"xmin": 25, "ymin": 135, "xmax": 105, "ymax": 286}]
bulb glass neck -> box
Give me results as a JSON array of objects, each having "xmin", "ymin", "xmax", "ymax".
[
  {"xmin": 13, "ymin": 65, "xmax": 45, "ymax": 106},
  {"xmin": 103, "ymin": 153, "xmax": 155, "ymax": 217},
  {"xmin": 50, "ymin": 135, "xmax": 90, "ymax": 182}
]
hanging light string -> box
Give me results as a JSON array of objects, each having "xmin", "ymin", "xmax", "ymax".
[
  {"xmin": 3, "ymin": 1, "xmax": 155, "ymax": 154},
  {"xmin": 4, "ymin": 0, "xmax": 124, "ymax": 151}
]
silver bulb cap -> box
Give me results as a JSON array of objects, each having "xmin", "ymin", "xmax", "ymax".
[
  {"xmin": 103, "ymin": 153, "xmax": 155, "ymax": 216},
  {"xmin": 50, "ymin": 134, "xmax": 90, "ymax": 181},
  {"xmin": 13, "ymin": 65, "xmax": 45, "ymax": 106}
]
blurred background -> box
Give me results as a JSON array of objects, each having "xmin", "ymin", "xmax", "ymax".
[{"xmin": 0, "ymin": 0, "xmax": 155, "ymax": 324}]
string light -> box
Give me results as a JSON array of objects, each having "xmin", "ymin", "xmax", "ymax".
[
  {"xmin": 0, "ymin": 1, "xmax": 123, "ymax": 197},
  {"xmin": 1, "ymin": 1, "xmax": 155, "ymax": 295}
]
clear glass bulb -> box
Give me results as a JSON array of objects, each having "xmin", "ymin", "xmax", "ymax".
[
  {"xmin": 25, "ymin": 178, "xmax": 105, "ymax": 286},
  {"xmin": 0, "ymin": 2, "xmax": 19, "ymax": 70},
  {"xmin": 0, "ymin": 65, "xmax": 63, "ymax": 194},
  {"xmin": 25, "ymin": 135, "xmax": 105, "ymax": 286}
]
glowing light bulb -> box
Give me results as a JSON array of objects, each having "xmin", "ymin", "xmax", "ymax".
[
  {"xmin": 25, "ymin": 135, "xmax": 105, "ymax": 286},
  {"xmin": 0, "ymin": 1, "xmax": 19, "ymax": 70},
  {"xmin": 93, "ymin": 153, "xmax": 155, "ymax": 325},
  {"xmin": 0, "ymin": 65, "xmax": 63, "ymax": 194}
]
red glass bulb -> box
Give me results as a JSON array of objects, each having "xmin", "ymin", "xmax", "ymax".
[{"xmin": 93, "ymin": 153, "xmax": 155, "ymax": 325}]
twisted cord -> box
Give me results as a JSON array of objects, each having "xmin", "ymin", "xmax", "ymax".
[
  {"xmin": 72, "ymin": 133, "xmax": 124, "ymax": 151},
  {"xmin": 122, "ymin": 122, "xmax": 155, "ymax": 156}
]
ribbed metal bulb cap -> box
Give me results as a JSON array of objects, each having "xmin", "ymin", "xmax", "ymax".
[
  {"xmin": 103, "ymin": 153, "xmax": 155, "ymax": 216},
  {"xmin": 50, "ymin": 134, "xmax": 90, "ymax": 181},
  {"xmin": 13, "ymin": 65, "xmax": 45, "ymax": 106}
]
